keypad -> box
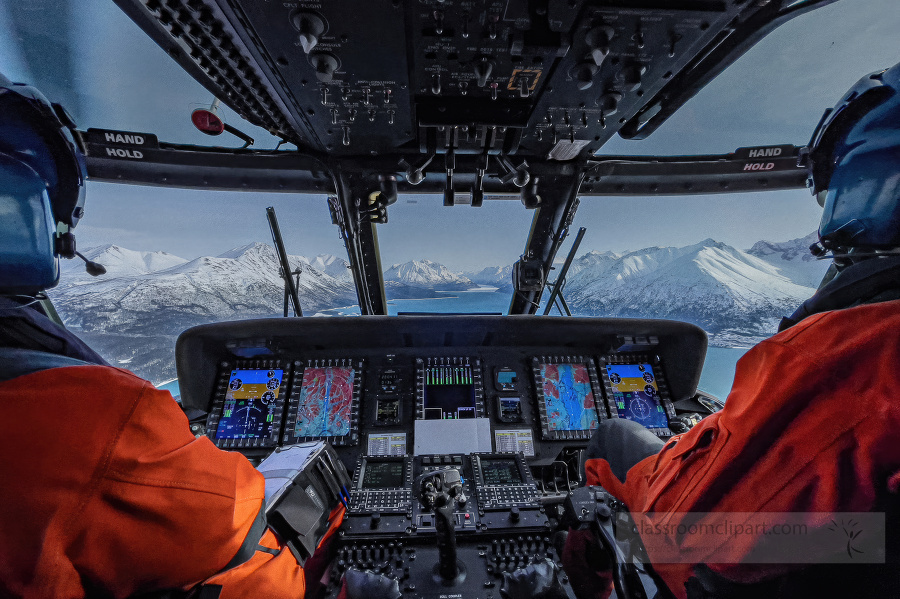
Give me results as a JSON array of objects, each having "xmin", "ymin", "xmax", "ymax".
[
  {"xmin": 350, "ymin": 490, "xmax": 412, "ymax": 513},
  {"xmin": 478, "ymin": 485, "xmax": 539, "ymax": 509}
]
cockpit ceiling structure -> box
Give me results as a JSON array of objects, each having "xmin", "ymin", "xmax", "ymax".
[{"xmin": 112, "ymin": 0, "xmax": 834, "ymax": 160}]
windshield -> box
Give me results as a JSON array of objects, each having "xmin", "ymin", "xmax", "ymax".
[
  {"xmin": 366, "ymin": 196, "xmax": 533, "ymax": 316},
  {"xmin": 2, "ymin": 0, "xmax": 897, "ymax": 399}
]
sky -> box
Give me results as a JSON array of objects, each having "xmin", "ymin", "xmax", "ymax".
[{"xmin": 1, "ymin": 0, "xmax": 898, "ymax": 271}]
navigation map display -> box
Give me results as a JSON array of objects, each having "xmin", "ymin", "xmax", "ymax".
[
  {"xmin": 606, "ymin": 363, "xmax": 668, "ymax": 429},
  {"xmin": 361, "ymin": 460, "xmax": 405, "ymax": 489},
  {"xmin": 539, "ymin": 363, "xmax": 600, "ymax": 432},
  {"xmin": 215, "ymin": 369, "xmax": 283, "ymax": 440},
  {"xmin": 480, "ymin": 459, "xmax": 522, "ymax": 485},
  {"xmin": 423, "ymin": 364, "xmax": 476, "ymax": 420},
  {"xmin": 294, "ymin": 366, "xmax": 355, "ymax": 437}
]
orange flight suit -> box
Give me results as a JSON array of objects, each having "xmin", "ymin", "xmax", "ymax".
[
  {"xmin": 0, "ymin": 364, "xmax": 342, "ymax": 598},
  {"xmin": 582, "ymin": 300, "xmax": 900, "ymax": 598}
]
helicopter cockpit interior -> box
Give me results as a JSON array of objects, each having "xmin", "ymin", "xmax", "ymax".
[{"xmin": 2, "ymin": 0, "xmax": 897, "ymax": 597}]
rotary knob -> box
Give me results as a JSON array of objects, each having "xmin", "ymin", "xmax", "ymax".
[
  {"xmin": 571, "ymin": 62, "xmax": 598, "ymax": 90},
  {"xmin": 618, "ymin": 64, "xmax": 646, "ymax": 92},
  {"xmin": 585, "ymin": 25, "xmax": 615, "ymax": 67},
  {"xmin": 309, "ymin": 52, "xmax": 339, "ymax": 82},
  {"xmin": 291, "ymin": 11, "xmax": 326, "ymax": 54},
  {"xmin": 596, "ymin": 92, "xmax": 623, "ymax": 116}
]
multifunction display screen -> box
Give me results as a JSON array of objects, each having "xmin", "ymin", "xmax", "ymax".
[
  {"xmin": 361, "ymin": 460, "xmax": 405, "ymax": 489},
  {"xmin": 423, "ymin": 365, "xmax": 476, "ymax": 420},
  {"xmin": 480, "ymin": 459, "xmax": 522, "ymax": 485},
  {"xmin": 294, "ymin": 366, "xmax": 355, "ymax": 437},
  {"xmin": 215, "ymin": 369, "xmax": 283, "ymax": 440},
  {"xmin": 606, "ymin": 363, "xmax": 668, "ymax": 429},
  {"xmin": 376, "ymin": 398, "xmax": 400, "ymax": 422},
  {"xmin": 539, "ymin": 363, "xmax": 600, "ymax": 432}
]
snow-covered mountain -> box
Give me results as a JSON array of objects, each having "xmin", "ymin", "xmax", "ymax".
[
  {"xmin": 384, "ymin": 260, "xmax": 474, "ymax": 290},
  {"xmin": 563, "ymin": 238, "xmax": 818, "ymax": 347},
  {"xmin": 48, "ymin": 243, "xmax": 356, "ymax": 383},
  {"xmin": 745, "ymin": 231, "xmax": 829, "ymax": 289},
  {"xmin": 59, "ymin": 244, "xmax": 187, "ymax": 281},
  {"xmin": 46, "ymin": 233, "xmax": 829, "ymax": 382},
  {"xmin": 465, "ymin": 265, "xmax": 515, "ymax": 291},
  {"xmin": 307, "ymin": 254, "xmax": 352, "ymax": 281}
]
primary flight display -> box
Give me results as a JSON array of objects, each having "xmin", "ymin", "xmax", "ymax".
[
  {"xmin": 605, "ymin": 363, "xmax": 669, "ymax": 429},
  {"xmin": 215, "ymin": 368, "xmax": 283, "ymax": 440}
]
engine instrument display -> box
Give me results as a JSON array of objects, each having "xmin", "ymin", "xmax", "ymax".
[
  {"xmin": 283, "ymin": 359, "xmax": 363, "ymax": 446},
  {"xmin": 205, "ymin": 361, "xmax": 289, "ymax": 449},
  {"xmin": 423, "ymin": 364, "xmax": 476, "ymax": 420},
  {"xmin": 415, "ymin": 357, "xmax": 486, "ymax": 421},
  {"xmin": 533, "ymin": 357, "xmax": 604, "ymax": 441}
]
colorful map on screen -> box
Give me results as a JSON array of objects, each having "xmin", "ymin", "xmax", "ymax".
[
  {"xmin": 606, "ymin": 363, "xmax": 668, "ymax": 428},
  {"xmin": 294, "ymin": 366, "xmax": 355, "ymax": 437},
  {"xmin": 541, "ymin": 363, "xmax": 599, "ymax": 431}
]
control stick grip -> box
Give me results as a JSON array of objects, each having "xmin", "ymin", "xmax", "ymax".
[
  {"xmin": 417, "ymin": 468, "xmax": 464, "ymax": 581},
  {"xmin": 433, "ymin": 501, "xmax": 459, "ymax": 580}
]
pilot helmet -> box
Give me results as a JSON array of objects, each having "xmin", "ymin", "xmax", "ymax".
[
  {"xmin": 0, "ymin": 73, "xmax": 86, "ymax": 295},
  {"xmin": 801, "ymin": 61, "xmax": 900, "ymax": 254}
]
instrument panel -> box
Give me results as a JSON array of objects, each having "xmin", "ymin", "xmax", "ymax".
[
  {"xmin": 180, "ymin": 316, "xmax": 707, "ymax": 466},
  {"xmin": 203, "ymin": 350, "xmax": 676, "ymax": 454},
  {"xmin": 179, "ymin": 316, "xmax": 708, "ymax": 599}
]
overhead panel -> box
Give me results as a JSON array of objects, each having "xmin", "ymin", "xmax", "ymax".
[
  {"xmin": 225, "ymin": 0, "xmax": 415, "ymax": 155},
  {"xmin": 114, "ymin": 0, "xmax": 824, "ymax": 162}
]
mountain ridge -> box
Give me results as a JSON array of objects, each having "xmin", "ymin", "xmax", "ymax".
[{"xmin": 48, "ymin": 234, "xmax": 827, "ymax": 383}]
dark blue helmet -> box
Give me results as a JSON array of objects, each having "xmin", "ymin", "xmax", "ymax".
[
  {"xmin": 802, "ymin": 62, "xmax": 900, "ymax": 251},
  {"xmin": 0, "ymin": 73, "xmax": 86, "ymax": 294}
]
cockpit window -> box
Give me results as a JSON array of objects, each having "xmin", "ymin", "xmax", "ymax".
[
  {"xmin": 47, "ymin": 183, "xmax": 348, "ymax": 387},
  {"xmin": 360, "ymin": 196, "xmax": 534, "ymax": 316},
  {"xmin": 0, "ymin": 0, "xmax": 283, "ymax": 149}
]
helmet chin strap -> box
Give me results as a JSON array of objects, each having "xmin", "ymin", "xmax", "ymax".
[{"xmin": 0, "ymin": 292, "xmax": 48, "ymax": 308}]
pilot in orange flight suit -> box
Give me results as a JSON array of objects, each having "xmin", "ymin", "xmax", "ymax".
[
  {"xmin": 564, "ymin": 63, "xmax": 900, "ymax": 599},
  {"xmin": 0, "ymin": 77, "xmax": 342, "ymax": 597}
]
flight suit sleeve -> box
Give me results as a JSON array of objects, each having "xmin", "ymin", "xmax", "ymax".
[{"xmin": 70, "ymin": 378, "xmax": 305, "ymax": 599}]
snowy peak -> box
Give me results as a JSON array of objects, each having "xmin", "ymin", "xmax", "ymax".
[
  {"xmin": 385, "ymin": 260, "xmax": 473, "ymax": 288},
  {"xmin": 310, "ymin": 254, "xmax": 352, "ymax": 280},
  {"xmin": 747, "ymin": 231, "xmax": 819, "ymax": 262},
  {"xmin": 465, "ymin": 264, "xmax": 514, "ymax": 286},
  {"xmin": 214, "ymin": 245, "xmax": 351, "ymax": 280},
  {"xmin": 216, "ymin": 241, "xmax": 272, "ymax": 260},
  {"xmin": 60, "ymin": 244, "xmax": 188, "ymax": 280},
  {"xmin": 745, "ymin": 232, "xmax": 828, "ymax": 288},
  {"xmin": 563, "ymin": 236, "xmax": 819, "ymax": 345}
]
